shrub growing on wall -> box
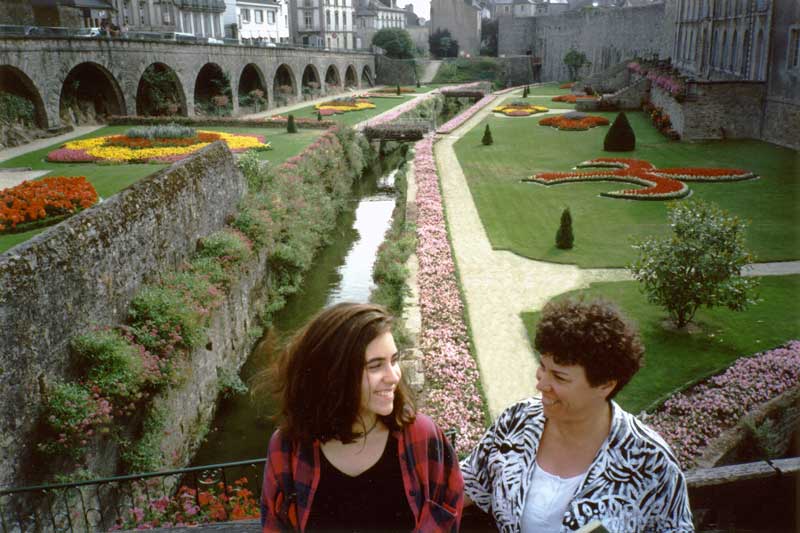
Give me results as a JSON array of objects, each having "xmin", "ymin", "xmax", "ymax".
[{"xmin": 603, "ymin": 111, "xmax": 636, "ymax": 152}]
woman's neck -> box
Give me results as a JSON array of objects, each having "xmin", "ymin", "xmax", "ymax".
[{"xmin": 547, "ymin": 401, "xmax": 612, "ymax": 446}]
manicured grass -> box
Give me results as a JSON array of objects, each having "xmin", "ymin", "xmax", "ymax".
[
  {"xmin": 0, "ymin": 125, "xmax": 322, "ymax": 254},
  {"xmin": 521, "ymin": 275, "xmax": 800, "ymax": 414},
  {"xmin": 291, "ymin": 94, "xmax": 418, "ymax": 127},
  {"xmin": 453, "ymin": 104, "xmax": 800, "ymax": 267},
  {"xmin": 524, "ymin": 82, "xmax": 574, "ymax": 96}
]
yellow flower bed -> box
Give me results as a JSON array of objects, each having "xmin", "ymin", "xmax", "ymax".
[
  {"xmin": 63, "ymin": 131, "xmax": 267, "ymax": 162},
  {"xmin": 492, "ymin": 104, "xmax": 549, "ymax": 117},
  {"xmin": 314, "ymin": 99, "xmax": 376, "ymax": 114}
]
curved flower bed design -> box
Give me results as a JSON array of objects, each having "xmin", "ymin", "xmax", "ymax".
[
  {"xmin": 492, "ymin": 101, "xmax": 548, "ymax": 117},
  {"xmin": 47, "ymin": 131, "xmax": 268, "ymax": 164},
  {"xmin": 437, "ymin": 94, "xmax": 496, "ymax": 134},
  {"xmin": 538, "ymin": 113, "xmax": 609, "ymax": 130},
  {"xmin": 646, "ymin": 341, "xmax": 800, "ymax": 470},
  {"xmin": 314, "ymin": 97, "xmax": 376, "ymax": 116},
  {"xmin": 559, "ymin": 82, "xmax": 575, "ymax": 89},
  {"xmin": 413, "ymin": 135, "xmax": 486, "ymax": 453},
  {"xmin": 551, "ymin": 94, "xmax": 599, "ymax": 104},
  {"xmin": 1, "ymin": 176, "xmax": 98, "ymax": 232},
  {"xmin": 525, "ymin": 157, "xmax": 756, "ymax": 200}
]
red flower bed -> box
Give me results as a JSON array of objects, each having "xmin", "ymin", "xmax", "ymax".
[
  {"xmin": 105, "ymin": 132, "xmax": 221, "ymax": 149},
  {"xmin": 551, "ymin": 94, "xmax": 599, "ymax": 103},
  {"xmin": 46, "ymin": 148, "xmax": 96, "ymax": 162},
  {"xmin": 559, "ymin": 82, "xmax": 575, "ymax": 89},
  {"xmin": 539, "ymin": 114, "xmax": 609, "ymax": 131},
  {"xmin": 524, "ymin": 158, "xmax": 755, "ymax": 200},
  {"xmin": 1, "ymin": 176, "xmax": 99, "ymax": 231}
]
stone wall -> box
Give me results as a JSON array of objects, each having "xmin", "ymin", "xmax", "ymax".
[
  {"xmin": 0, "ymin": 0, "xmax": 34, "ymax": 25},
  {"xmin": 430, "ymin": 0, "xmax": 481, "ymax": 57},
  {"xmin": 680, "ymin": 82, "xmax": 766, "ymax": 141},
  {"xmin": 650, "ymin": 84, "xmax": 685, "ymax": 136},
  {"xmin": 407, "ymin": 26, "xmax": 430, "ymax": 56},
  {"xmin": 0, "ymin": 142, "xmax": 246, "ymax": 488},
  {"xmin": 375, "ymin": 55, "xmax": 418, "ymax": 85},
  {"xmin": 605, "ymin": 76, "xmax": 648, "ymax": 110},
  {"xmin": 499, "ymin": 4, "xmax": 670, "ymax": 82},
  {"xmin": 762, "ymin": 0, "xmax": 800, "ymax": 151}
]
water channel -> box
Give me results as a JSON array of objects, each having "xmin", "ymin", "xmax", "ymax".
[{"xmin": 191, "ymin": 151, "xmax": 405, "ymax": 466}]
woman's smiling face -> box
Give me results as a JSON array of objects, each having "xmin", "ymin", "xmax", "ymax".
[
  {"xmin": 536, "ymin": 354, "xmax": 615, "ymax": 421},
  {"xmin": 359, "ymin": 331, "xmax": 401, "ymax": 423}
]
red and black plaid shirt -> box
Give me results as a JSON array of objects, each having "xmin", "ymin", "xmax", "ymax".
[{"xmin": 261, "ymin": 414, "xmax": 464, "ymax": 532}]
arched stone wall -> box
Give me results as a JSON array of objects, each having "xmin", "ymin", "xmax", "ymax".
[
  {"xmin": 272, "ymin": 63, "xmax": 297, "ymax": 106},
  {"xmin": 345, "ymin": 65, "xmax": 358, "ymax": 88},
  {"xmin": 59, "ymin": 61, "xmax": 126, "ymax": 125},
  {"xmin": 361, "ymin": 65, "xmax": 373, "ymax": 87},
  {"xmin": 136, "ymin": 62, "xmax": 187, "ymax": 116},
  {"xmin": 194, "ymin": 62, "xmax": 232, "ymax": 116},
  {"xmin": 0, "ymin": 65, "xmax": 47, "ymax": 128},
  {"xmin": 324, "ymin": 65, "xmax": 341, "ymax": 93},
  {"xmin": 238, "ymin": 63, "xmax": 268, "ymax": 113}
]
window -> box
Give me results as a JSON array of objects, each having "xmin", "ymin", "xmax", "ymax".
[
  {"xmin": 255, "ymin": 10, "xmax": 263, "ymax": 23},
  {"xmin": 789, "ymin": 28, "xmax": 800, "ymax": 69},
  {"xmin": 241, "ymin": 8, "xmax": 250, "ymax": 23},
  {"xmin": 326, "ymin": 10, "xmax": 330, "ymax": 25},
  {"xmin": 268, "ymin": 11, "xmax": 275, "ymax": 24},
  {"xmin": 335, "ymin": 12, "xmax": 339, "ymax": 29}
]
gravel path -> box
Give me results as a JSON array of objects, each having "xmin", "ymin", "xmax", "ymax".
[{"xmin": 432, "ymin": 90, "xmax": 800, "ymax": 419}]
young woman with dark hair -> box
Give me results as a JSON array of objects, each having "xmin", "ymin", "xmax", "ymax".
[{"xmin": 259, "ymin": 302, "xmax": 463, "ymax": 532}]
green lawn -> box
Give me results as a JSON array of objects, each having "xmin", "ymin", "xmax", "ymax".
[
  {"xmin": 453, "ymin": 105, "xmax": 800, "ymax": 267},
  {"xmin": 290, "ymin": 94, "xmax": 418, "ymax": 127},
  {"xmin": 0, "ymin": 125, "xmax": 322, "ymax": 254},
  {"xmin": 521, "ymin": 275, "xmax": 800, "ymax": 414}
]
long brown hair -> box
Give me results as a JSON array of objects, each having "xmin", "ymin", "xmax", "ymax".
[{"xmin": 256, "ymin": 302, "xmax": 415, "ymax": 444}]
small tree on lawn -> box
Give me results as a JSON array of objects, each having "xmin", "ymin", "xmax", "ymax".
[
  {"xmin": 482, "ymin": 124, "xmax": 493, "ymax": 145},
  {"xmin": 287, "ymin": 114, "xmax": 297, "ymax": 133},
  {"xmin": 523, "ymin": 85, "xmax": 529, "ymax": 98},
  {"xmin": 629, "ymin": 200, "xmax": 758, "ymax": 329},
  {"xmin": 555, "ymin": 208, "xmax": 574, "ymax": 249},
  {"xmin": 563, "ymin": 49, "xmax": 591, "ymax": 81},
  {"xmin": 604, "ymin": 112, "xmax": 636, "ymax": 151},
  {"xmin": 396, "ymin": 83, "xmax": 401, "ymax": 96},
  {"xmin": 317, "ymin": 110, "xmax": 322, "ymax": 121}
]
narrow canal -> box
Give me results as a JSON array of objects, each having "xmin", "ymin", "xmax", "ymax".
[{"xmin": 190, "ymin": 150, "xmax": 405, "ymax": 466}]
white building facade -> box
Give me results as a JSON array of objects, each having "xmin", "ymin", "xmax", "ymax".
[
  {"xmin": 290, "ymin": 0, "xmax": 356, "ymax": 49},
  {"xmin": 108, "ymin": 0, "xmax": 226, "ymax": 37},
  {"xmin": 236, "ymin": 0, "xmax": 290, "ymax": 43}
]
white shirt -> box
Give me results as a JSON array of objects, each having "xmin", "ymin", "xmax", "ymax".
[{"xmin": 521, "ymin": 462, "xmax": 586, "ymax": 533}]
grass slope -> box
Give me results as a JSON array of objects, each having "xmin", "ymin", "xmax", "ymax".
[
  {"xmin": 521, "ymin": 275, "xmax": 800, "ymax": 414},
  {"xmin": 454, "ymin": 107, "xmax": 800, "ymax": 267}
]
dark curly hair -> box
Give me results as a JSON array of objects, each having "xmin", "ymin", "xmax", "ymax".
[
  {"xmin": 258, "ymin": 302, "xmax": 415, "ymax": 444},
  {"xmin": 534, "ymin": 298, "xmax": 644, "ymax": 399}
]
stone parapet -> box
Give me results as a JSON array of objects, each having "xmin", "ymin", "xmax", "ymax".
[{"xmin": 0, "ymin": 142, "xmax": 246, "ymax": 488}]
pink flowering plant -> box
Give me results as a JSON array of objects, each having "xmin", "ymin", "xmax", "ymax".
[
  {"xmin": 646, "ymin": 341, "xmax": 800, "ymax": 470},
  {"xmin": 413, "ymin": 135, "xmax": 487, "ymax": 454},
  {"xmin": 437, "ymin": 95, "xmax": 496, "ymax": 134}
]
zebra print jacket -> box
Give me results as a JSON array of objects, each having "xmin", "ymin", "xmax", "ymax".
[{"xmin": 460, "ymin": 398, "xmax": 694, "ymax": 532}]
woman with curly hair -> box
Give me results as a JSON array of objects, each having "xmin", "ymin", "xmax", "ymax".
[
  {"xmin": 259, "ymin": 302, "xmax": 463, "ymax": 532},
  {"xmin": 460, "ymin": 298, "xmax": 693, "ymax": 532}
]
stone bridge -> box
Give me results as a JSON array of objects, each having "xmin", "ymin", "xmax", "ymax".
[{"xmin": 0, "ymin": 37, "xmax": 376, "ymax": 129}]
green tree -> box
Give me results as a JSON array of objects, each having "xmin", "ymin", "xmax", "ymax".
[
  {"xmin": 482, "ymin": 124, "xmax": 493, "ymax": 145},
  {"xmin": 480, "ymin": 18, "xmax": 498, "ymax": 56},
  {"xmin": 429, "ymin": 28, "xmax": 459, "ymax": 58},
  {"xmin": 629, "ymin": 200, "xmax": 758, "ymax": 329},
  {"xmin": 563, "ymin": 49, "xmax": 590, "ymax": 81},
  {"xmin": 287, "ymin": 114, "xmax": 297, "ymax": 133},
  {"xmin": 555, "ymin": 208, "xmax": 574, "ymax": 249},
  {"xmin": 603, "ymin": 111, "xmax": 636, "ymax": 152},
  {"xmin": 372, "ymin": 28, "xmax": 415, "ymax": 59}
]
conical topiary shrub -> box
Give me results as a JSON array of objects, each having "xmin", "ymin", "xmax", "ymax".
[
  {"xmin": 396, "ymin": 83, "xmax": 401, "ymax": 96},
  {"xmin": 317, "ymin": 110, "xmax": 322, "ymax": 121},
  {"xmin": 287, "ymin": 114, "xmax": 297, "ymax": 133},
  {"xmin": 555, "ymin": 207, "xmax": 574, "ymax": 249},
  {"xmin": 523, "ymin": 85, "xmax": 529, "ymax": 98},
  {"xmin": 603, "ymin": 111, "xmax": 635, "ymax": 151},
  {"xmin": 482, "ymin": 124, "xmax": 493, "ymax": 145}
]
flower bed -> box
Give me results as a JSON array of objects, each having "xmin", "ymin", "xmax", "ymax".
[
  {"xmin": 524, "ymin": 157, "xmax": 755, "ymax": 200},
  {"xmin": 538, "ymin": 113, "xmax": 609, "ymax": 130},
  {"xmin": 371, "ymin": 86, "xmax": 416, "ymax": 94},
  {"xmin": 413, "ymin": 135, "xmax": 486, "ymax": 454},
  {"xmin": 109, "ymin": 115, "xmax": 335, "ymax": 129},
  {"xmin": 47, "ymin": 131, "xmax": 269, "ymax": 164},
  {"xmin": 437, "ymin": 94, "xmax": 496, "ymax": 134},
  {"xmin": 492, "ymin": 101, "xmax": 548, "ymax": 117},
  {"xmin": 643, "ymin": 101, "xmax": 680, "ymax": 140},
  {"xmin": 559, "ymin": 82, "xmax": 575, "ymax": 89},
  {"xmin": 1, "ymin": 176, "xmax": 99, "ymax": 232},
  {"xmin": 314, "ymin": 97, "xmax": 376, "ymax": 116},
  {"xmin": 551, "ymin": 94, "xmax": 599, "ymax": 104},
  {"xmin": 646, "ymin": 341, "xmax": 800, "ymax": 470}
]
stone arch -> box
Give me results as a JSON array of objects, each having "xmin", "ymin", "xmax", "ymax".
[
  {"xmin": 360, "ymin": 65, "xmax": 373, "ymax": 87},
  {"xmin": 0, "ymin": 65, "xmax": 48, "ymax": 128},
  {"xmin": 59, "ymin": 62, "xmax": 125, "ymax": 125},
  {"xmin": 136, "ymin": 62, "xmax": 187, "ymax": 116},
  {"xmin": 324, "ymin": 65, "xmax": 341, "ymax": 92},
  {"xmin": 194, "ymin": 63, "xmax": 232, "ymax": 116},
  {"xmin": 345, "ymin": 65, "xmax": 358, "ymax": 88},
  {"xmin": 273, "ymin": 63, "xmax": 296, "ymax": 106},
  {"xmin": 238, "ymin": 63, "xmax": 268, "ymax": 112},
  {"xmin": 301, "ymin": 64, "xmax": 321, "ymax": 100}
]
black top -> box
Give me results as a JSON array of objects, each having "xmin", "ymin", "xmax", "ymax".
[{"xmin": 305, "ymin": 434, "xmax": 415, "ymax": 532}]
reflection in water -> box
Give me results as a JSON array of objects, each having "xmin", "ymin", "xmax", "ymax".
[{"xmin": 190, "ymin": 157, "xmax": 401, "ymax": 466}]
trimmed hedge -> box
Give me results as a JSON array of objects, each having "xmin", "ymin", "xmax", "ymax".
[{"xmin": 603, "ymin": 112, "xmax": 636, "ymax": 152}]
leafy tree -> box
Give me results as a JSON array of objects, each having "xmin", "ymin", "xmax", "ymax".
[
  {"xmin": 603, "ymin": 112, "xmax": 635, "ymax": 151},
  {"xmin": 482, "ymin": 124, "xmax": 493, "ymax": 145},
  {"xmin": 563, "ymin": 49, "xmax": 590, "ymax": 81},
  {"xmin": 629, "ymin": 200, "xmax": 758, "ymax": 329},
  {"xmin": 555, "ymin": 208, "xmax": 574, "ymax": 249},
  {"xmin": 429, "ymin": 29, "xmax": 459, "ymax": 58},
  {"xmin": 372, "ymin": 28, "xmax": 414, "ymax": 59},
  {"xmin": 287, "ymin": 114, "xmax": 297, "ymax": 133},
  {"xmin": 480, "ymin": 18, "xmax": 498, "ymax": 57}
]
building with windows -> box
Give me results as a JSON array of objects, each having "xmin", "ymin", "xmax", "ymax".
[
  {"xmin": 290, "ymin": 0, "xmax": 356, "ymax": 49},
  {"xmin": 510, "ymin": 0, "xmax": 568, "ymax": 18},
  {"xmin": 236, "ymin": 0, "xmax": 290, "ymax": 43},
  {"xmin": 104, "ymin": 0, "xmax": 226, "ymax": 36},
  {"xmin": 356, "ymin": 0, "xmax": 407, "ymax": 50}
]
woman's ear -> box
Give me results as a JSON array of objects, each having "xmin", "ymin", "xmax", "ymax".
[{"xmin": 598, "ymin": 379, "xmax": 617, "ymax": 399}]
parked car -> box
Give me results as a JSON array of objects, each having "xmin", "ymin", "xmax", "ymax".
[{"xmin": 75, "ymin": 27, "xmax": 102, "ymax": 38}]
